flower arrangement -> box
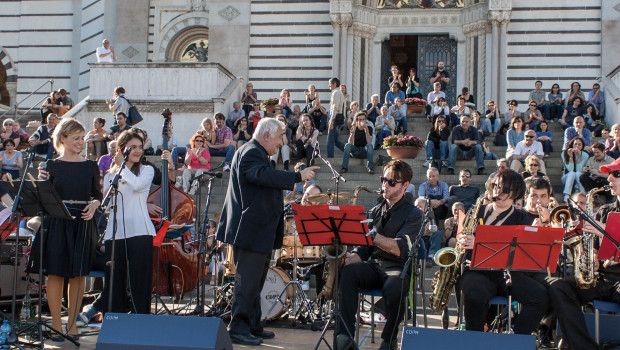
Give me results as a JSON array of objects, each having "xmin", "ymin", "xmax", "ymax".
[
  {"xmin": 382, "ymin": 134, "xmax": 423, "ymax": 149},
  {"xmin": 260, "ymin": 98, "xmax": 279, "ymax": 109},
  {"xmin": 404, "ymin": 97, "xmax": 427, "ymax": 106}
]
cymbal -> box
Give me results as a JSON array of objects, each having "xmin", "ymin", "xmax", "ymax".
[{"xmin": 306, "ymin": 191, "xmax": 351, "ymax": 204}]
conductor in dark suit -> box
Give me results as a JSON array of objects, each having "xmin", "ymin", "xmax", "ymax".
[{"xmin": 216, "ymin": 117, "xmax": 319, "ymax": 345}]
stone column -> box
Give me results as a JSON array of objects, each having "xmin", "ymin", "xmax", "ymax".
[
  {"xmin": 331, "ymin": 14, "xmax": 342, "ymax": 78},
  {"xmin": 371, "ymin": 32, "xmax": 388, "ymax": 98},
  {"xmin": 340, "ymin": 14, "xmax": 352, "ymax": 84},
  {"xmin": 498, "ymin": 20, "xmax": 509, "ymax": 107},
  {"xmin": 489, "ymin": 8, "xmax": 511, "ymax": 104},
  {"xmin": 490, "ymin": 20, "xmax": 499, "ymax": 102}
]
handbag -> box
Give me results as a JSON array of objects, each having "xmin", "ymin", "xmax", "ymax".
[{"xmin": 121, "ymin": 97, "xmax": 143, "ymax": 125}]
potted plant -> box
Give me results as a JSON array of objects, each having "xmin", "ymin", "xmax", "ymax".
[
  {"xmin": 260, "ymin": 98, "xmax": 279, "ymax": 114},
  {"xmin": 404, "ymin": 97, "xmax": 427, "ymax": 116},
  {"xmin": 382, "ymin": 134, "xmax": 423, "ymax": 159}
]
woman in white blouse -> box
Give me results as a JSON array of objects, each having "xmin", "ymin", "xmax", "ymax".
[{"xmin": 102, "ymin": 130, "xmax": 155, "ymax": 314}]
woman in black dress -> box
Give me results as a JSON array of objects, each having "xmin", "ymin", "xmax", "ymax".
[{"xmin": 32, "ymin": 117, "xmax": 101, "ymax": 339}]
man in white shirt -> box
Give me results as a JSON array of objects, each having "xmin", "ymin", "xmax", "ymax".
[
  {"xmin": 96, "ymin": 39, "xmax": 115, "ymax": 63},
  {"xmin": 327, "ymin": 77, "xmax": 346, "ymax": 157},
  {"xmin": 510, "ymin": 130, "xmax": 546, "ymax": 173},
  {"xmin": 425, "ymin": 82, "xmax": 446, "ymax": 119},
  {"xmin": 387, "ymin": 97, "xmax": 407, "ymax": 134}
]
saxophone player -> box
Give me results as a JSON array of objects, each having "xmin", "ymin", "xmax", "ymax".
[
  {"xmin": 547, "ymin": 159, "xmax": 620, "ymax": 350},
  {"xmin": 335, "ymin": 160, "xmax": 423, "ymax": 350},
  {"xmin": 459, "ymin": 169, "xmax": 550, "ymax": 334}
]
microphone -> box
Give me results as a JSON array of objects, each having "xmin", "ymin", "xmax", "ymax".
[{"xmin": 195, "ymin": 171, "xmax": 223, "ymax": 179}]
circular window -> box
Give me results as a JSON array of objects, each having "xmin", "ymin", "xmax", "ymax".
[{"xmin": 166, "ymin": 26, "xmax": 209, "ymax": 62}]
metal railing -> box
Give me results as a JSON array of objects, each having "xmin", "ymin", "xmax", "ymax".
[{"xmin": 0, "ymin": 79, "xmax": 54, "ymax": 119}]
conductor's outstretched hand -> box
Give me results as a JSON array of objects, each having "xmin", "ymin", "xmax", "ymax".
[{"xmin": 300, "ymin": 166, "xmax": 320, "ymax": 181}]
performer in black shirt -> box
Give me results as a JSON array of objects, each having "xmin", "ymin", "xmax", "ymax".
[
  {"xmin": 460, "ymin": 169, "xmax": 549, "ymax": 334},
  {"xmin": 547, "ymin": 158, "xmax": 620, "ymax": 350},
  {"xmin": 336, "ymin": 160, "xmax": 423, "ymax": 350}
]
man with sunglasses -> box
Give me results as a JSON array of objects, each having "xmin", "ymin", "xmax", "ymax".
[
  {"xmin": 509, "ymin": 130, "xmax": 545, "ymax": 173},
  {"xmin": 546, "ymin": 158, "xmax": 620, "ymax": 350},
  {"xmin": 460, "ymin": 169, "xmax": 549, "ymax": 335},
  {"xmin": 336, "ymin": 160, "xmax": 422, "ymax": 350}
]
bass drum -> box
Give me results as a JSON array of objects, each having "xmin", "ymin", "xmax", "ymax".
[{"xmin": 260, "ymin": 267, "xmax": 293, "ymax": 321}]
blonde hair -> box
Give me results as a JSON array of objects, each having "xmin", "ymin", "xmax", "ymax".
[{"xmin": 53, "ymin": 118, "xmax": 85, "ymax": 152}]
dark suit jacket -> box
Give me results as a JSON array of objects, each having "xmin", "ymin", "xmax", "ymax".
[{"xmin": 216, "ymin": 139, "xmax": 300, "ymax": 254}]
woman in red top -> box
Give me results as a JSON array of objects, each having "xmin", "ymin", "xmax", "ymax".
[{"xmin": 181, "ymin": 133, "xmax": 211, "ymax": 195}]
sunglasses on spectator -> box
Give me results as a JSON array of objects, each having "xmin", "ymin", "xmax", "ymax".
[
  {"xmin": 529, "ymin": 104, "xmax": 537, "ymax": 107},
  {"xmin": 525, "ymin": 135, "xmax": 535, "ymax": 138},
  {"xmin": 529, "ymin": 163, "xmax": 539, "ymax": 167},
  {"xmin": 380, "ymin": 176, "xmax": 403, "ymax": 187},
  {"xmin": 610, "ymin": 170, "xmax": 620, "ymax": 178},
  {"xmin": 460, "ymin": 173, "xmax": 471, "ymax": 178}
]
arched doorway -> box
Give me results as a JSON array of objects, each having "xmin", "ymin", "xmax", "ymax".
[{"xmin": 166, "ymin": 26, "xmax": 209, "ymax": 62}]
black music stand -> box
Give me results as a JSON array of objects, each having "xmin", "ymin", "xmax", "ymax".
[
  {"xmin": 291, "ymin": 203, "xmax": 372, "ymax": 350},
  {"xmin": 470, "ymin": 224, "xmax": 563, "ymax": 332},
  {"xmin": 14, "ymin": 179, "xmax": 76, "ymax": 348}
]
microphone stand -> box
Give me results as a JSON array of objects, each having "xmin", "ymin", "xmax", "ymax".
[
  {"xmin": 193, "ymin": 173, "xmax": 217, "ymax": 315},
  {"xmin": 312, "ymin": 141, "xmax": 346, "ymax": 204},
  {"xmin": 100, "ymin": 158, "xmax": 128, "ymax": 313},
  {"xmin": 567, "ymin": 198, "xmax": 620, "ymax": 250}
]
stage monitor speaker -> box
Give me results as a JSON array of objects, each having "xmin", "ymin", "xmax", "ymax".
[
  {"xmin": 96, "ymin": 313, "xmax": 232, "ymax": 350},
  {"xmin": 400, "ymin": 327, "xmax": 536, "ymax": 349}
]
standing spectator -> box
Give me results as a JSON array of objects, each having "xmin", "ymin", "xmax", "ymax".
[
  {"xmin": 365, "ymin": 94, "xmax": 382, "ymax": 124},
  {"xmin": 459, "ymin": 87, "xmax": 474, "ymax": 104},
  {"xmin": 96, "ymin": 39, "xmax": 115, "ymax": 63},
  {"xmin": 304, "ymin": 84, "xmax": 320, "ymax": 113},
  {"xmin": 405, "ymin": 68, "xmax": 422, "ymax": 98},
  {"xmin": 327, "ymin": 77, "xmax": 346, "ymax": 158},
  {"xmin": 340, "ymin": 111, "xmax": 374, "ymax": 174},
  {"xmin": 503, "ymin": 100, "xmax": 523, "ymax": 125},
  {"xmin": 210, "ymin": 113, "xmax": 235, "ymax": 172},
  {"xmin": 562, "ymin": 137, "xmax": 588, "ymax": 202},
  {"xmin": 374, "ymin": 106, "xmax": 396, "ymax": 149},
  {"xmin": 528, "ymin": 81, "xmax": 547, "ymax": 120},
  {"xmin": 429, "ymin": 61, "xmax": 450, "ymax": 98},
  {"xmin": 424, "ymin": 116, "xmax": 450, "ymax": 169},
  {"xmin": 388, "ymin": 65, "xmax": 404, "ymax": 91},
  {"xmin": 418, "ymin": 167, "xmax": 450, "ymax": 222},
  {"xmin": 547, "ymin": 83, "xmax": 564, "ymax": 121},
  {"xmin": 565, "ymin": 81, "xmax": 586, "ymax": 108},
  {"xmin": 579, "ymin": 143, "xmax": 613, "ymax": 192},
  {"xmin": 182, "ymin": 133, "xmax": 211, "ymax": 195},
  {"xmin": 388, "ymin": 97, "xmax": 407, "ymax": 134},
  {"xmin": 384, "ymin": 83, "xmax": 405, "ymax": 107},
  {"xmin": 29, "ymin": 113, "xmax": 59, "ymax": 159},
  {"xmin": 106, "ymin": 86, "xmax": 130, "ymax": 118},
  {"xmin": 98, "ymin": 140, "xmax": 117, "ymax": 175},
  {"xmin": 448, "ymin": 169, "xmax": 480, "ymax": 211},
  {"xmin": 562, "ymin": 116, "xmax": 591, "ymax": 151},
  {"xmin": 448, "ymin": 115, "xmax": 485, "ymax": 175},
  {"xmin": 227, "ymin": 102, "xmax": 245, "ymax": 130},
  {"xmin": 270, "ymin": 115, "xmax": 292, "ymax": 171},
  {"xmin": 587, "ymin": 83, "xmax": 605, "ymax": 117},
  {"xmin": 509, "ymin": 130, "xmax": 545, "ymax": 173},
  {"xmin": 0, "ymin": 139, "xmax": 22, "ymax": 180},
  {"xmin": 241, "ymin": 82, "xmax": 258, "ymax": 117},
  {"xmin": 425, "ymin": 82, "xmax": 446, "ymax": 118},
  {"xmin": 524, "ymin": 100, "xmax": 544, "ymax": 131},
  {"xmin": 505, "ymin": 116, "xmax": 525, "ymax": 159},
  {"xmin": 110, "ymin": 112, "xmax": 131, "ymax": 139},
  {"xmin": 560, "ymin": 96, "xmax": 586, "ymax": 129},
  {"xmin": 536, "ymin": 120, "xmax": 553, "ymax": 157},
  {"xmin": 295, "ymin": 114, "xmax": 319, "ymax": 167},
  {"xmin": 85, "ymin": 117, "xmax": 108, "ymax": 161},
  {"xmin": 233, "ymin": 118, "xmax": 251, "ymax": 149}
]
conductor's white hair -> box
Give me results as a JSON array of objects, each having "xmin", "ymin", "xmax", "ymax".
[{"xmin": 252, "ymin": 117, "xmax": 285, "ymax": 140}]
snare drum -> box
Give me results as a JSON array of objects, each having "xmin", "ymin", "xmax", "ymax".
[{"xmin": 260, "ymin": 267, "xmax": 293, "ymax": 321}]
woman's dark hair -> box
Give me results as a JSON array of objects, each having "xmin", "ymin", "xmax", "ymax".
[
  {"xmin": 510, "ymin": 116, "xmax": 524, "ymax": 129},
  {"xmin": 433, "ymin": 116, "xmax": 446, "ymax": 131},
  {"xmin": 2, "ymin": 139, "xmax": 15, "ymax": 148},
  {"xmin": 585, "ymin": 103, "xmax": 600, "ymax": 120},
  {"xmin": 114, "ymin": 130, "xmax": 144, "ymax": 175},
  {"xmin": 300, "ymin": 113, "xmax": 315, "ymax": 128},
  {"xmin": 563, "ymin": 136, "xmax": 585, "ymax": 163},
  {"xmin": 235, "ymin": 116, "xmax": 248, "ymax": 128},
  {"xmin": 495, "ymin": 168, "xmax": 526, "ymax": 201},
  {"xmin": 95, "ymin": 117, "xmax": 106, "ymax": 126},
  {"xmin": 383, "ymin": 159, "xmax": 413, "ymax": 183},
  {"xmin": 114, "ymin": 86, "xmax": 125, "ymax": 95},
  {"xmin": 537, "ymin": 120, "xmax": 548, "ymax": 131},
  {"xmin": 551, "ymin": 84, "xmax": 560, "ymax": 93}
]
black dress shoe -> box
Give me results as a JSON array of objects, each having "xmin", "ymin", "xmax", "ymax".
[
  {"xmin": 229, "ymin": 332, "xmax": 262, "ymax": 345},
  {"xmin": 251, "ymin": 329, "xmax": 275, "ymax": 339}
]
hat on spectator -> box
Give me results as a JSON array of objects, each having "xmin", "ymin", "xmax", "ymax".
[
  {"xmin": 600, "ymin": 158, "xmax": 620, "ymax": 173},
  {"xmin": 161, "ymin": 108, "xmax": 172, "ymax": 116}
]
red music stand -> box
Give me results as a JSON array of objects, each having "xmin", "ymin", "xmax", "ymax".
[
  {"xmin": 470, "ymin": 224, "xmax": 564, "ymax": 332},
  {"xmin": 291, "ymin": 203, "xmax": 372, "ymax": 350},
  {"xmin": 599, "ymin": 213, "xmax": 620, "ymax": 261}
]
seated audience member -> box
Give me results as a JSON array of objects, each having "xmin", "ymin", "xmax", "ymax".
[
  {"xmin": 405, "ymin": 68, "xmax": 422, "ymax": 98},
  {"xmin": 562, "ymin": 116, "xmax": 591, "ymax": 151},
  {"xmin": 110, "ymin": 112, "xmax": 131, "ymax": 139},
  {"xmin": 471, "ymin": 111, "xmax": 486, "ymax": 138},
  {"xmin": 447, "ymin": 115, "xmax": 485, "ymax": 175},
  {"xmin": 86, "ymin": 117, "xmax": 109, "ymax": 161},
  {"xmin": 528, "ymin": 81, "xmax": 548, "ymax": 117},
  {"xmin": 430, "ymin": 97, "xmax": 452, "ymax": 125},
  {"xmin": 29, "ymin": 113, "xmax": 59, "ymax": 159},
  {"xmin": 426, "ymin": 82, "xmax": 446, "ymax": 118},
  {"xmin": 521, "ymin": 155, "xmax": 546, "ymax": 180},
  {"xmin": 0, "ymin": 139, "xmax": 23, "ymax": 180},
  {"xmin": 233, "ymin": 118, "xmax": 251, "ymax": 149},
  {"xmin": 374, "ymin": 106, "xmax": 396, "ymax": 150},
  {"xmin": 304, "ymin": 84, "xmax": 320, "ymax": 113},
  {"xmin": 288, "ymin": 105, "xmax": 301, "ymax": 132},
  {"xmin": 279, "ymin": 89, "xmax": 293, "ymax": 117},
  {"xmin": 209, "ymin": 113, "xmax": 236, "ymax": 171},
  {"xmin": 384, "ymin": 82, "xmax": 405, "ymax": 106},
  {"xmin": 560, "ymin": 96, "xmax": 585, "ymax": 129},
  {"xmin": 459, "ymin": 86, "xmax": 474, "ymax": 104},
  {"xmin": 547, "ymin": 83, "xmax": 564, "ymax": 121},
  {"xmin": 443, "ymin": 202, "xmax": 465, "ymax": 248},
  {"xmin": 482, "ymin": 141, "xmax": 499, "ymax": 160},
  {"xmin": 584, "ymin": 103, "xmax": 604, "ymax": 137},
  {"xmin": 248, "ymin": 103, "xmax": 263, "ymax": 133},
  {"xmin": 580, "ymin": 143, "xmax": 613, "ymax": 192},
  {"xmin": 510, "ymin": 130, "xmax": 545, "ymax": 173},
  {"xmin": 489, "ymin": 158, "xmax": 509, "ymax": 179},
  {"xmin": 414, "ymin": 197, "xmax": 445, "ymax": 261},
  {"xmin": 424, "ymin": 116, "xmax": 450, "ymax": 169},
  {"xmin": 388, "ymin": 97, "xmax": 407, "ymax": 134},
  {"xmin": 450, "ymin": 96, "xmax": 473, "ymax": 121},
  {"xmin": 524, "ymin": 100, "xmax": 544, "ymax": 131},
  {"xmin": 346, "ymin": 101, "xmax": 360, "ymax": 130},
  {"xmin": 505, "ymin": 116, "xmax": 525, "ymax": 159},
  {"xmin": 600, "ymin": 127, "xmax": 611, "ymax": 147},
  {"xmin": 1, "ymin": 119, "xmax": 20, "ymax": 147},
  {"xmin": 98, "ymin": 140, "xmax": 117, "ymax": 175},
  {"xmin": 341, "ymin": 112, "xmax": 374, "ymax": 174},
  {"xmin": 606, "ymin": 123, "xmax": 620, "ymax": 159},
  {"xmin": 171, "ymin": 117, "xmax": 216, "ymax": 168},
  {"xmin": 561, "ymin": 137, "xmax": 589, "ymax": 202},
  {"xmin": 503, "ymin": 100, "xmax": 523, "ymax": 126},
  {"xmin": 587, "ymin": 82, "xmax": 605, "ymax": 118},
  {"xmin": 227, "ymin": 102, "xmax": 245, "ymax": 130},
  {"xmin": 365, "ymin": 94, "xmax": 382, "ymax": 124},
  {"xmin": 565, "ymin": 81, "xmax": 586, "ymax": 108},
  {"xmin": 536, "ymin": 120, "xmax": 553, "ymax": 157},
  {"xmin": 181, "ymin": 133, "xmax": 211, "ymax": 195},
  {"xmin": 418, "ymin": 167, "xmax": 450, "ymax": 221},
  {"xmin": 295, "ymin": 114, "xmax": 319, "ymax": 167},
  {"xmin": 270, "ymin": 115, "xmax": 292, "ymax": 171},
  {"xmin": 387, "ymin": 65, "xmax": 404, "ymax": 91},
  {"xmin": 448, "ymin": 169, "xmax": 480, "ymax": 211},
  {"xmin": 12, "ymin": 121, "xmax": 29, "ymax": 147},
  {"xmin": 308, "ymin": 98, "xmax": 328, "ymax": 133},
  {"xmin": 484, "ymin": 100, "xmax": 502, "ymax": 134}
]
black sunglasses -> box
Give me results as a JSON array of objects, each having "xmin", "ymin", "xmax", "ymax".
[
  {"xmin": 525, "ymin": 135, "xmax": 535, "ymax": 138},
  {"xmin": 380, "ymin": 176, "xmax": 403, "ymax": 187},
  {"xmin": 610, "ymin": 170, "xmax": 620, "ymax": 178}
]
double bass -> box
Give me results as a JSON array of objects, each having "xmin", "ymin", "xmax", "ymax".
[{"xmin": 147, "ymin": 152, "xmax": 203, "ymax": 297}]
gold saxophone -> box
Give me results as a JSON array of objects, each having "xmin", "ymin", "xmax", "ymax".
[
  {"xmin": 429, "ymin": 197, "xmax": 483, "ymax": 312},
  {"xmin": 569, "ymin": 186, "xmax": 609, "ymax": 288}
]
